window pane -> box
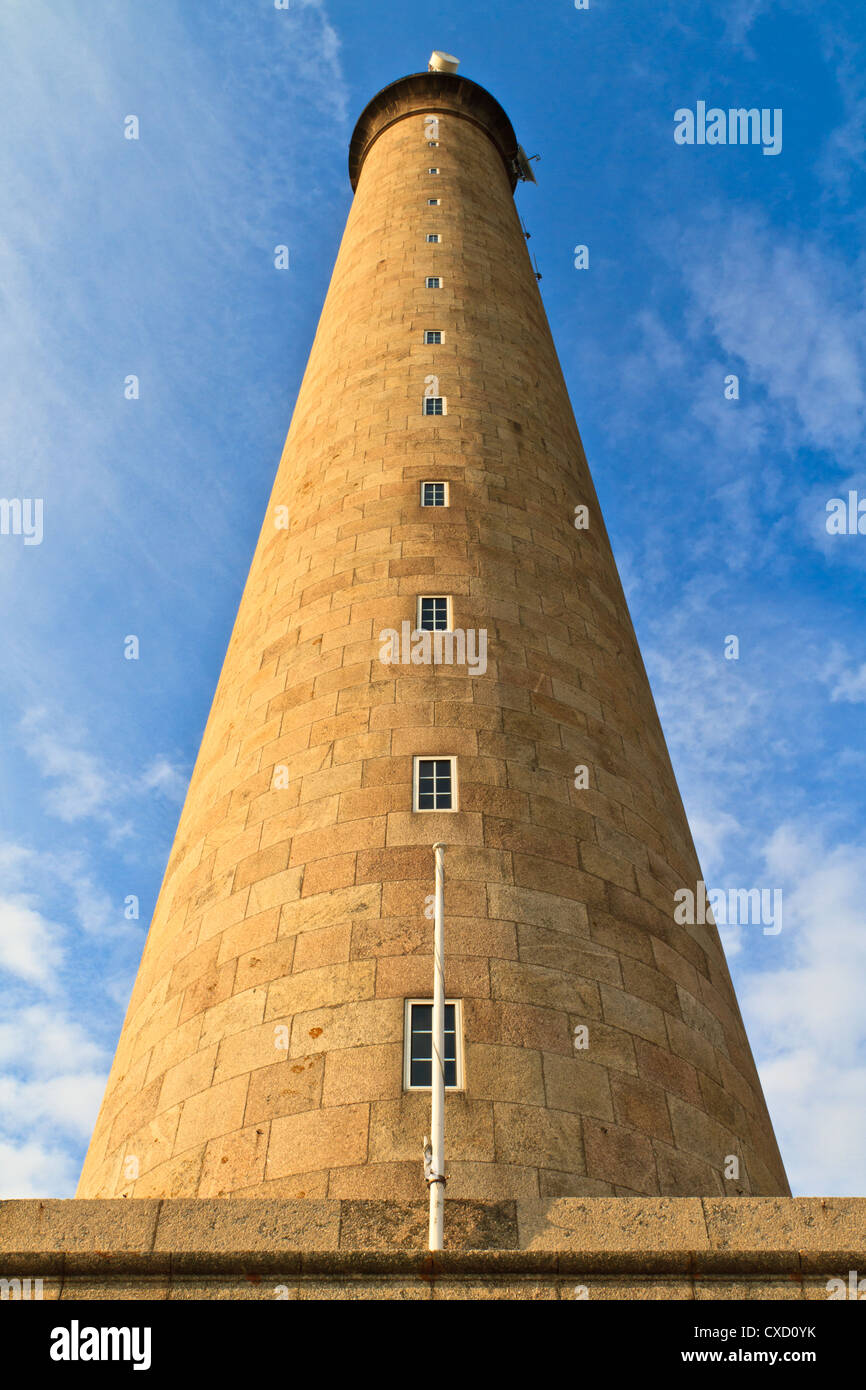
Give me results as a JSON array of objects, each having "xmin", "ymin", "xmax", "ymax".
[
  {"xmin": 435, "ymin": 761, "xmax": 452, "ymax": 807},
  {"xmin": 419, "ymin": 597, "xmax": 448, "ymax": 631},
  {"xmin": 409, "ymin": 1003, "xmax": 457, "ymax": 1088},
  {"xmin": 410, "ymin": 1059, "xmax": 432, "ymax": 1086},
  {"xmin": 417, "ymin": 763, "xmax": 435, "ymax": 805},
  {"xmin": 416, "ymin": 758, "xmax": 452, "ymax": 809},
  {"xmin": 422, "ymin": 482, "xmax": 446, "ymax": 506}
]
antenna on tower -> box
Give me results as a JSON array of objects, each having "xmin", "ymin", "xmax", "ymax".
[
  {"xmin": 513, "ymin": 145, "xmax": 540, "ymax": 183},
  {"xmin": 428, "ymin": 51, "xmax": 460, "ymax": 73}
]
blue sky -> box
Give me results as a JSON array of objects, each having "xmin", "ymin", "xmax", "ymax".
[{"xmin": 0, "ymin": 0, "xmax": 864, "ymax": 1197}]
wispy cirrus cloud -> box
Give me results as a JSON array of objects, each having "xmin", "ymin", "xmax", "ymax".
[
  {"xmin": 19, "ymin": 707, "xmax": 119, "ymax": 828},
  {"xmin": 18, "ymin": 705, "xmax": 189, "ymax": 831},
  {"xmin": 680, "ymin": 212, "xmax": 866, "ymax": 459},
  {"xmin": 0, "ymin": 1004, "xmax": 109, "ymax": 1078},
  {"xmin": 822, "ymin": 645, "xmax": 866, "ymax": 704},
  {"xmin": 0, "ymin": 0, "xmax": 351, "ymax": 1197},
  {"xmin": 0, "ymin": 899, "xmax": 64, "ymax": 988},
  {"xmin": 739, "ymin": 824, "xmax": 866, "ymax": 1194},
  {"xmin": 0, "ymin": 1139, "xmax": 83, "ymax": 1200},
  {"xmin": 139, "ymin": 755, "xmax": 189, "ymax": 801}
]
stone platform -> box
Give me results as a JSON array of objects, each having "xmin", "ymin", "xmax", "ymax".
[{"xmin": 1, "ymin": 1197, "xmax": 863, "ymax": 1299}]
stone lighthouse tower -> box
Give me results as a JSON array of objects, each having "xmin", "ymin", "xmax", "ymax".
[{"xmin": 78, "ymin": 56, "xmax": 789, "ymax": 1205}]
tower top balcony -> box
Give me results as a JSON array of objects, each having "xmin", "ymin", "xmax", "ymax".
[{"xmin": 348, "ymin": 68, "xmax": 521, "ymax": 193}]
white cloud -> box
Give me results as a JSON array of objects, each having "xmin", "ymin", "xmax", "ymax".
[
  {"xmin": 738, "ymin": 824, "xmax": 866, "ymax": 1193},
  {"xmin": 0, "ymin": 1003, "xmax": 112, "ymax": 1195},
  {"xmin": 681, "ymin": 213, "xmax": 866, "ymax": 457},
  {"xmin": 17, "ymin": 706, "xmax": 192, "ymax": 839},
  {"xmin": 829, "ymin": 663, "xmax": 866, "ymax": 704},
  {"xmin": 688, "ymin": 809, "xmax": 744, "ymax": 877},
  {"xmin": 722, "ymin": 0, "xmax": 770, "ymax": 53},
  {"xmin": 0, "ymin": 1072, "xmax": 106, "ymax": 1143},
  {"xmin": 0, "ymin": 898, "xmax": 63, "ymax": 986},
  {"xmin": 0, "ymin": 840, "xmax": 127, "ymax": 941},
  {"xmin": 819, "ymin": 643, "xmax": 866, "ymax": 704},
  {"xmin": 646, "ymin": 640, "xmax": 769, "ymax": 776},
  {"xmin": 815, "ymin": 32, "xmax": 866, "ymax": 202},
  {"xmin": 0, "ymin": 3, "xmax": 353, "ymax": 1196},
  {"xmin": 19, "ymin": 706, "xmax": 116, "ymax": 826},
  {"xmin": 0, "ymin": 1005, "xmax": 109, "ymax": 1078},
  {"xmin": 0, "ymin": 1138, "xmax": 80, "ymax": 1199},
  {"xmin": 606, "ymin": 208, "xmax": 865, "ymax": 510},
  {"xmin": 721, "ymin": 2, "xmax": 866, "ymax": 209},
  {"xmin": 140, "ymin": 756, "xmax": 188, "ymax": 801}
]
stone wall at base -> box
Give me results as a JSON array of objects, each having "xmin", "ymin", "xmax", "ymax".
[{"xmin": 1, "ymin": 1197, "xmax": 862, "ymax": 1300}]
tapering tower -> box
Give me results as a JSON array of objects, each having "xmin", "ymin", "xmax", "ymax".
[{"xmin": 78, "ymin": 57, "xmax": 788, "ymax": 1203}]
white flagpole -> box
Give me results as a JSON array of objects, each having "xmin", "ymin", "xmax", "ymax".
[{"xmin": 425, "ymin": 842, "xmax": 447, "ymax": 1251}]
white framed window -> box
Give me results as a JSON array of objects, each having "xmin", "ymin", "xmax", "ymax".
[
  {"xmin": 426, "ymin": 233, "xmax": 441, "ymax": 243},
  {"xmin": 404, "ymin": 999, "xmax": 463, "ymax": 1090},
  {"xmin": 424, "ymin": 331, "xmax": 443, "ymax": 344},
  {"xmin": 413, "ymin": 755, "xmax": 457, "ymax": 812},
  {"xmin": 420, "ymin": 480, "xmax": 449, "ymax": 507},
  {"xmin": 428, "ymin": 198, "xmax": 441, "ymax": 206},
  {"xmin": 426, "ymin": 276, "xmax": 441, "ymax": 289},
  {"xmin": 423, "ymin": 396, "xmax": 445, "ymax": 416},
  {"xmin": 428, "ymin": 167, "xmax": 439, "ymax": 175},
  {"xmin": 428, "ymin": 140, "xmax": 440, "ymax": 147},
  {"xmin": 417, "ymin": 595, "xmax": 452, "ymax": 631}
]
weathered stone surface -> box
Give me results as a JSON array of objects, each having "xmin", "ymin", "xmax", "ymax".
[
  {"xmin": 3, "ymin": 1198, "xmax": 863, "ymax": 1300},
  {"xmin": 0, "ymin": 1199, "xmax": 161, "ymax": 1253},
  {"xmin": 702, "ymin": 1197, "xmax": 866, "ymax": 1252},
  {"xmin": 517, "ymin": 1197, "xmax": 708, "ymax": 1253},
  {"xmin": 152, "ymin": 1198, "xmax": 340, "ymax": 1253}
]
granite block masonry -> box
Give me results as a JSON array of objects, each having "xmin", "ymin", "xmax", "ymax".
[{"xmin": 76, "ymin": 61, "xmax": 789, "ymax": 1207}]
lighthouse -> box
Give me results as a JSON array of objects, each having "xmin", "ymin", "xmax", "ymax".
[{"xmin": 77, "ymin": 55, "xmax": 789, "ymax": 1205}]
